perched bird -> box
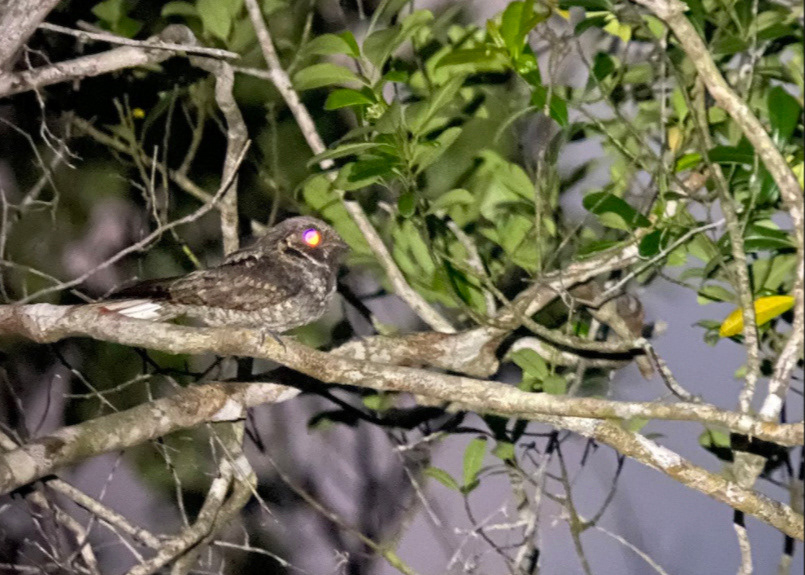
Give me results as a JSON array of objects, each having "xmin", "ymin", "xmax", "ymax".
[{"xmin": 100, "ymin": 216, "xmax": 348, "ymax": 331}]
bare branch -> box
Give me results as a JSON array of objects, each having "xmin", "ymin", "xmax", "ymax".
[
  {"xmin": 190, "ymin": 57, "xmax": 247, "ymax": 255},
  {"xmin": 550, "ymin": 415, "xmax": 803, "ymax": 541},
  {"xmin": 0, "ymin": 25, "xmax": 203, "ymax": 99},
  {"xmin": 37, "ymin": 22, "xmax": 239, "ymax": 60},
  {"xmin": 0, "ymin": 0, "xmax": 60, "ymax": 70}
]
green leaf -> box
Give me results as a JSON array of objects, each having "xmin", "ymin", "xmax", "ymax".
[
  {"xmin": 443, "ymin": 261, "xmax": 486, "ymax": 313},
  {"xmin": 675, "ymin": 152, "xmax": 702, "ymax": 172},
  {"xmin": 742, "ymin": 223, "xmax": 795, "ymax": 251},
  {"xmin": 307, "ymin": 142, "xmax": 389, "ymax": 167},
  {"xmin": 623, "ymin": 418, "xmax": 650, "ymax": 432},
  {"xmin": 559, "ymin": 0, "xmax": 612, "ymax": 9},
  {"xmin": 603, "ymin": 14, "xmax": 632, "ymax": 43},
  {"xmin": 362, "ymin": 393, "xmax": 392, "ymax": 411},
  {"xmin": 711, "ymin": 34, "xmax": 748, "ymax": 56},
  {"xmin": 543, "ymin": 374, "xmax": 567, "ymax": 395},
  {"xmin": 622, "ymin": 62, "xmax": 652, "ymax": 84},
  {"xmin": 638, "ymin": 229, "xmax": 663, "ymax": 257},
  {"xmin": 514, "ymin": 49, "xmax": 541, "ymax": 85},
  {"xmin": 293, "ymin": 63, "xmax": 362, "ymax": 91},
  {"xmin": 575, "ymin": 14, "xmax": 608, "ymax": 35},
  {"xmin": 382, "ymin": 69, "xmax": 409, "ymax": 83},
  {"xmin": 530, "ymin": 85, "xmax": 568, "ymax": 127},
  {"xmin": 373, "ymin": 0, "xmax": 414, "ymax": 24},
  {"xmin": 492, "ymin": 441, "xmax": 516, "ymax": 462},
  {"xmin": 333, "ymin": 163, "xmax": 379, "ymax": 190},
  {"xmin": 198, "ymin": 0, "xmax": 236, "ymax": 40},
  {"xmin": 398, "ymin": 191, "xmax": 416, "ymax": 217},
  {"xmin": 687, "ymin": 231, "xmax": 719, "ymax": 262},
  {"xmin": 92, "ymin": 0, "xmax": 124, "ymax": 23},
  {"xmin": 302, "ymin": 33, "xmax": 360, "ymax": 57},
  {"xmin": 338, "ymin": 31, "xmax": 361, "ymax": 58},
  {"xmin": 462, "ymin": 437, "xmax": 487, "ymax": 490},
  {"xmin": 348, "ymin": 157, "xmax": 398, "ymax": 181},
  {"xmin": 699, "ymin": 428, "xmax": 731, "ymax": 449},
  {"xmin": 162, "ymin": 1, "xmax": 198, "ymax": 17},
  {"xmin": 583, "ymin": 192, "xmax": 651, "ymax": 230},
  {"xmin": 362, "ymin": 27, "xmax": 399, "ymax": 69},
  {"xmin": 363, "ymin": 10, "xmax": 433, "ymax": 69},
  {"xmin": 424, "ymin": 466, "xmax": 460, "ymax": 491},
  {"xmin": 114, "ymin": 16, "xmax": 142, "ymax": 37},
  {"xmin": 412, "ymin": 126, "xmax": 463, "ymax": 171},
  {"xmin": 500, "ymin": 0, "xmax": 540, "ymax": 59},
  {"xmin": 411, "ymin": 76, "xmax": 464, "ymax": 135},
  {"xmin": 497, "ymin": 213, "xmax": 533, "ymax": 256},
  {"xmin": 768, "ymin": 86, "xmax": 801, "ymax": 143},
  {"xmin": 429, "ymin": 188, "xmax": 475, "ymax": 212},
  {"xmin": 752, "ymin": 254, "xmax": 797, "ymax": 292},
  {"xmin": 592, "ymin": 52, "xmax": 616, "ymax": 81},
  {"xmin": 697, "ymin": 284, "xmax": 737, "ymax": 304},
  {"xmin": 436, "ymin": 47, "xmax": 509, "ymax": 70},
  {"xmin": 324, "ymin": 88, "xmax": 376, "ymax": 110},
  {"xmin": 93, "ymin": 0, "xmax": 142, "ymax": 36},
  {"xmin": 510, "ymin": 348, "xmax": 549, "ymax": 379},
  {"xmin": 707, "ymin": 146, "xmax": 755, "ymax": 165}
]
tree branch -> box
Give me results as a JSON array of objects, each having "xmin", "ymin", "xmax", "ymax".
[
  {"xmin": 0, "ymin": 304, "xmax": 800, "ymax": 490},
  {"xmin": 0, "ymin": 25, "xmax": 204, "ymax": 99},
  {"xmin": 628, "ymin": 0, "xmax": 805, "ymax": 423},
  {"xmin": 0, "ymin": 0, "xmax": 61, "ymax": 70}
]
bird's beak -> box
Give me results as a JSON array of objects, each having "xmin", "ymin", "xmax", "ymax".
[{"xmin": 334, "ymin": 237, "xmax": 349, "ymax": 254}]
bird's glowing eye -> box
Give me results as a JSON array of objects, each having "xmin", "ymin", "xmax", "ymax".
[{"xmin": 302, "ymin": 228, "xmax": 322, "ymax": 247}]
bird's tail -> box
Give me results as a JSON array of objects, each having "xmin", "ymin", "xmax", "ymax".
[{"xmin": 94, "ymin": 299, "xmax": 178, "ymax": 322}]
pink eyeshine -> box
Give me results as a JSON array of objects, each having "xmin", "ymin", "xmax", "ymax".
[{"xmin": 302, "ymin": 228, "xmax": 322, "ymax": 247}]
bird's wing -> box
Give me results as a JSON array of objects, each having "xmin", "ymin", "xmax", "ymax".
[{"xmin": 165, "ymin": 256, "xmax": 305, "ymax": 312}]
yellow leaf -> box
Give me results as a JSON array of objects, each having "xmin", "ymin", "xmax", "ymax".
[
  {"xmin": 667, "ymin": 126, "xmax": 682, "ymax": 152},
  {"xmin": 718, "ymin": 295, "xmax": 795, "ymax": 338},
  {"xmin": 603, "ymin": 15, "xmax": 632, "ymax": 43},
  {"xmin": 793, "ymin": 162, "xmax": 804, "ymax": 189},
  {"xmin": 555, "ymin": 8, "xmax": 571, "ymax": 20}
]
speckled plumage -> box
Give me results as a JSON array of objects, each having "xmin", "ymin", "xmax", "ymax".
[{"xmin": 102, "ymin": 216, "xmax": 348, "ymax": 331}]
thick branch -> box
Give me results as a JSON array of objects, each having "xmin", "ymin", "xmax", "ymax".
[
  {"xmin": 0, "ymin": 304, "xmax": 800, "ymax": 448},
  {"xmin": 0, "ymin": 334, "xmax": 800, "ymax": 539},
  {"xmin": 0, "ymin": 375, "xmax": 295, "ymax": 495},
  {"xmin": 0, "ymin": 0, "xmax": 60, "ymax": 70}
]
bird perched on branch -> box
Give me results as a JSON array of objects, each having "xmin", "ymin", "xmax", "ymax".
[{"xmin": 100, "ymin": 216, "xmax": 348, "ymax": 331}]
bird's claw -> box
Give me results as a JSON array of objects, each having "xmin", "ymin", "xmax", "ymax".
[{"xmin": 259, "ymin": 328, "xmax": 286, "ymax": 351}]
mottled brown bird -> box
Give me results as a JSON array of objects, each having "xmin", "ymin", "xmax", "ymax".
[{"xmin": 101, "ymin": 216, "xmax": 348, "ymax": 331}]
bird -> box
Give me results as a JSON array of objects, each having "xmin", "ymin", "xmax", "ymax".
[{"xmin": 99, "ymin": 216, "xmax": 348, "ymax": 331}]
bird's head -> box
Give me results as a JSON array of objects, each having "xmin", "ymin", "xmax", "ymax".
[{"xmin": 260, "ymin": 216, "xmax": 348, "ymax": 271}]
